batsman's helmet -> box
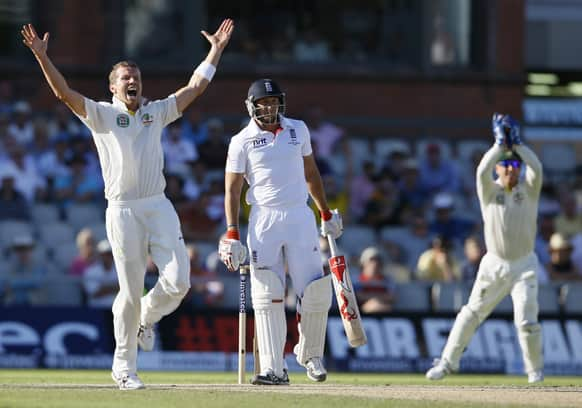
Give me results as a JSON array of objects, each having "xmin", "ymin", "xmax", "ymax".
[{"xmin": 245, "ymin": 78, "xmax": 286, "ymax": 125}]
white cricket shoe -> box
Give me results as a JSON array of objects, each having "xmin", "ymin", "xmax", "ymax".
[
  {"xmin": 305, "ymin": 357, "xmax": 327, "ymax": 382},
  {"xmin": 137, "ymin": 324, "xmax": 155, "ymax": 351},
  {"xmin": 426, "ymin": 359, "xmax": 453, "ymax": 381},
  {"xmin": 528, "ymin": 370, "xmax": 544, "ymax": 384},
  {"xmin": 111, "ymin": 372, "xmax": 145, "ymax": 390}
]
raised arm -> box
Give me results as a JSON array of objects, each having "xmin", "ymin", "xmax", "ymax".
[
  {"xmin": 175, "ymin": 19, "xmax": 234, "ymax": 113},
  {"xmin": 476, "ymin": 144, "xmax": 503, "ymax": 202},
  {"xmin": 514, "ymin": 144, "xmax": 543, "ymax": 195},
  {"xmin": 21, "ymin": 24, "xmax": 86, "ymax": 117}
]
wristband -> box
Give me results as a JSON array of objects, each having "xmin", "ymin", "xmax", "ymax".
[
  {"xmin": 194, "ymin": 61, "xmax": 216, "ymax": 81},
  {"xmin": 226, "ymin": 229, "xmax": 240, "ymax": 240},
  {"xmin": 320, "ymin": 209, "xmax": 332, "ymax": 221}
]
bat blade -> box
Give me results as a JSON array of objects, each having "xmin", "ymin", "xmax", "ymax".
[{"xmin": 328, "ymin": 254, "xmax": 367, "ymax": 347}]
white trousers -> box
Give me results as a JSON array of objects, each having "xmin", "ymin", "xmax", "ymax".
[
  {"xmin": 442, "ymin": 251, "xmax": 542, "ymax": 372},
  {"xmin": 247, "ymin": 205, "xmax": 324, "ymax": 297},
  {"xmin": 106, "ymin": 194, "xmax": 190, "ymax": 375}
]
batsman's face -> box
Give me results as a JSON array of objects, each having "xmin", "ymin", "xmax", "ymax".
[
  {"xmin": 110, "ymin": 66, "xmax": 142, "ymax": 111},
  {"xmin": 495, "ymin": 162, "xmax": 520, "ymax": 189},
  {"xmin": 254, "ymin": 96, "xmax": 281, "ymax": 125}
]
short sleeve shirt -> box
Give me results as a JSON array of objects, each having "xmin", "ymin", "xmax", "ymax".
[
  {"xmin": 226, "ymin": 116, "xmax": 312, "ymax": 208},
  {"xmin": 75, "ymin": 95, "xmax": 181, "ymax": 201}
]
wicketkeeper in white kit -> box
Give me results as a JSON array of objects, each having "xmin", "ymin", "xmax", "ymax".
[
  {"xmin": 426, "ymin": 113, "xmax": 544, "ymax": 383},
  {"xmin": 22, "ymin": 20, "xmax": 234, "ymax": 389},
  {"xmin": 219, "ymin": 79, "xmax": 343, "ymax": 385}
]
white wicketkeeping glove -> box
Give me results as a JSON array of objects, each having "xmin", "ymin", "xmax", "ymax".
[
  {"xmin": 320, "ymin": 209, "xmax": 343, "ymax": 239},
  {"xmin": 219, "ymin": 238, "xmax": 247, "ymax": 271}
]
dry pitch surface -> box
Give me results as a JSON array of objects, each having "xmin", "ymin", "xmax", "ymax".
[{"xmin": 1, "ymin": 371, "xmax": 581, "ymax": 408}]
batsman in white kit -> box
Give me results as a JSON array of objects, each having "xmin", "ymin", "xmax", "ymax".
[
  {"xmin": 22, "ymin": 20, "xmax": 234, "ymax": 389},
  {"xmin": 426, "ymin": 113, "xmax": 544, "ymax": 383},
  {"xmin": 219, "ymin": 79, "xmax": 343, "ymax": 385}
]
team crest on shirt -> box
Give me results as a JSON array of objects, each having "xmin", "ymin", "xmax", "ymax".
[
  {"xmin": 141, "ymin": 113, "xmax": 154, "ymax": 126},
  {"xmin": 288, "ymin": 128, "xmax": 300, "ymax": 145},
  {"xmin": 116, "ymin": 114, "xmax": 130, "ymax": 128},
  {"xmin": 513, "ymin": 191, "xmax": 524, "ymax": 205},
  {"xmin": 495, "ymin": 193, "xmax": 505, "ymax": 205}
]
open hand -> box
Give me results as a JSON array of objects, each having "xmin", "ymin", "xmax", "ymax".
[
  {"xmin": 201, "ymin": 18, "xmax": 234, "ymax": 51},
  {"xmin": 21, "ymin": 23, "xmax": 49, "ymax": 57}
]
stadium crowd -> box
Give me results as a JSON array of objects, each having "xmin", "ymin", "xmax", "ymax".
[{"xmin": 0, "ymin": 86, "xmax": 581, "ymax": 312}]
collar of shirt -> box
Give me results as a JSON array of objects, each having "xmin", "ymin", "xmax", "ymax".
[
  {"xmin": 111, "ymin": 95, "xmax": 144, "ymax": 115},
  {"xmin": 247, "ymin": 115, "xmax": 290, "ymax": 138}
]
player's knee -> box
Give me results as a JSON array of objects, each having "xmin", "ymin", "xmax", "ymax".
[
  {"xmin": 459, "ymin": 305, "xmax": 481, "ymax": 327},
  {"xmin": 300, "ymin": 275, "xmax": 332, "ymax": 313},
  {"xmin": 516, "ymin": 321, "xmax": 541, "ymax": 334},
  {"xmin": 251, "ymin": 268, "xmax": 285, "ymax": 310}
]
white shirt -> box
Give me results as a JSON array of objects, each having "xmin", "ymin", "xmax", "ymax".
[
  {"xmin": 476, "ymin": 144, "xmax": 543, "ymax": 261},
  {"xmin": 226, "ymin": 116, "xmax": 312, "ymax": 208},
  {"xmin": 75, "ymin": 95, "xmax": 181, "ymax": 201},
  {"xmin": 83, "ymin": 262, "xmax": 118, "ymax": 308}
]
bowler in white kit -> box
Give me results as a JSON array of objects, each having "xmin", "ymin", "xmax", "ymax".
[
  {"xmin": 426, "ymin": 113, "xmax": 544, "ymax": 383},
  {"xmin": 219, "ymin": 79, "xmax": 343, "ymax": 385},
  {"xmin": 22, "ymin": 19, "xmax": 234, "ymax": 389}
]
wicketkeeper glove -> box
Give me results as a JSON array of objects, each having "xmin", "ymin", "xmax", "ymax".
[
  {"xmin": 320, "ymin": 208, "xmax": 343, "ymax": 239},
  {"xmin": 492, "ymin": 113, "xmax": 521, "ymax": 147},
  {"xmin": 219, "ymin": 230, "xmax": 247, "ymax": 271}
]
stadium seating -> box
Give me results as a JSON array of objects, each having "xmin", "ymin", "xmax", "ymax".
[
  {"xmin": 38, "ymin": 222, "xmax": 76, "ymax": 252},
  {"xmin": 338, "ymin": 225, "xmax": 377, "ymax": 258},
  {"xmin": 0, "ymin": 220, "xmax": 34, "ymax": 252},
  {"xmin": 430, "ymin": 282, "xmax": 465, "ymax": 313},
  {"xmin": 563, "ymin": 282, "xmax": 582, "ymax": 314},
  {"xmin": 31, "ymin": 203, "xmax": 61, "ymax": 224},
  {"xmin": 66, "ymin": 204, "xmax": 103, "ymax": 232},
  {"xmin": 392, "ymin": 282, "xmax": 431, "ymax": 312}
]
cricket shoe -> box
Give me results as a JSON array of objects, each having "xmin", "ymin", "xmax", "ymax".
[
  {"xmin": 250, "ymin": 369, "xmax": 290, "ymax": 386},
  {"xmin": 528, "ymin": 370, "xmax": 544, "ymax": 384},
  {"xmin": 111, "ymin": 371, "xmax": 145, "ymax": 390},
  {"xmin": 426, "ymin": 358, "xmax": 453, "ymax": 381},
  {"xmin": 305, "ymin": 357, "xmax": 327, "ymax": 382},
  {"xmin": 137, "ymin": 324, "xmax": 155, "ymax": 351}
]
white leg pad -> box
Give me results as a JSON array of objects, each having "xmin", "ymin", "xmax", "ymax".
[
  {"xmin": 441, "ymin": 305, "xmax": 480, "ymax": 371},
  {"xmin": 516, "ymin": 322, "xmax": 543, "ymax": 373},
  {"xmin": 295, "ymin": 275, "xmax": 332, "ymax": 365},
  {"xmin": 251, "ymin": 268, "xmax": 286, "ymax": 377}
]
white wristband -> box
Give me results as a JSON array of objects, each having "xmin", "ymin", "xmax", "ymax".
[{"xmin": 194, "ymin": 61, "xmax": 216, "ymax": 81}]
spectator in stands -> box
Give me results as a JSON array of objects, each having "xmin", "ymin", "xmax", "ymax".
[
  {"xmin": 196, "ymin": 117, "xmax": 229, "ymax": 171},
  {"xmin": 349, "ymin": 160, "xmax": 376, "ymax": 222},
  {"xmin": 419, "ymin": 143, "xmax": 460, "ymax": 196},
  {"xmin": 3, "ymin": 235, "xmax": 48, "ymax": 306},
  {"xmin": 313, "ymin": 174, "xmax": 348, "ymax": 223},
  {"xmin": 416, "ymin": 235, "xmax": 461, "ymax": 281},
  {"xmin": 164, "ymin": 173, "xmax": 189, "ymax": 206},
  {"xmin": 429, "ymin": 192, "xmax": 475, "ymax": 246},
  {"xmin": 47, "ymin": 103, "xmax": 87, "ymax": 141},
  {"xmin": 354, "ymin": 246, "xmax": 396, "ymax": 314},
  {"xmin": 304, "ymin": 106, "xmax": 345, "ymax": 157},
  {"xmin": 2, "ymin": 144, "xmax": 47, "ymax": 203},
  {"xmin": 184, "ymin": 243, "xmax": 224, "ymax": 307},
  {"xmin": 36, "ymin": 134, "xmax": 71, "ymax": 180},
  {"xmin": 162, "ymin": 119, "xmax": 199, "ymax": 176},
  {"xmin": 392, "ymin": 213, "xmax": 434, "ymax": 272},
  {"xmin": 361, "ymin": 172, "xmax": 403, "ymax": 229},
  {"xmin": 398, "ymin": 158, "xmax": 428, "ymax": 217},
  {"xmin": 547, "ymin": 233, "xmax": 582, "ymax": 281},
  {"xmin": 54, "ymin": 154, "xmax": 104, "ymax": 210},
  {"xmin": 554, "ymin": 193, "xmax": 582, "ymax": 238},
  {"xmin": 178, "ymin": 191, "xmax": 221, "ymax": 241},
  {"xmin": 380, "ymin": 148, "xmax": 410, "ymax": 184},
  {"xmin": 180, "ymin": 107, "xmax": 208, "ymax": 146},
  {"xmin": 293, "ymin": 29, "xmax": 332, "ymax": 62},
  {"xmin": 70, "ymin": 227, "xmax": 97, "ymax": 277},
  {"xmin": 0, "ymin": 80, "xmax": 14, "ymax": 115},
  {"xmin": 0, "ymin": 167, "xmax": 31, "ymax": 221},
  {"xmin": 84, "ymin": 239, "xmax": 119, "ymax": 308},
  {"xmin": 7, "ymin": 101, "xmax": 34, "ymax": 146},
  {"xmin": 430, "ymin": 14, "xmax": 457, "ymax": 66},
  {"xmin": 459, "ymin": 235, "xmax": 485, "ymax": 283}
]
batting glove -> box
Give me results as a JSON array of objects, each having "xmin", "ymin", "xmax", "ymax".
[
  {"xmin": 320, "ymin": 209, "xmax": 343, "ymax": 239},
  {"xmin": 219, "ymin": 232, "xmax": 247, "ymax": 271}
]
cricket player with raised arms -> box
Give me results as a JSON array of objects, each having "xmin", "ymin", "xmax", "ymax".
[
  {"xmin": 219, "ymin": 79, "xmax": 343, "ymax": 385},
  {"xmin": 21, "ymin": 19, "xmax": 234, "ymax": 390},
  {"xmin": 426, "ymin": 113, "xmax": 544, "ymax": 383}
]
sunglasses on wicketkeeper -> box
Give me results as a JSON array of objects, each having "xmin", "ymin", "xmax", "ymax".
[{"xmin": 498, "ymin": 159, "xmax": 522, "ymax": 168}]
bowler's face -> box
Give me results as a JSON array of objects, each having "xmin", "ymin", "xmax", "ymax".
[{"xmin": 110, "ymin": 66, "xmax": 142, "ymax": 110}]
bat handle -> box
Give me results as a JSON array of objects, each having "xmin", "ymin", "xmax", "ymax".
[{"xmin": 327, "ymin": 234, "xmax": 339, "ymax": 257}]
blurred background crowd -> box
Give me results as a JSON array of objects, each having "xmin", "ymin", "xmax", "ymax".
[{"xmin": 1, "ymin": 0, "xmax": 582, "ymax": 315}]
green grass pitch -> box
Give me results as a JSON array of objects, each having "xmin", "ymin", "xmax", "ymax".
[{"xmin": 0, "ymin": 370, "xmax": 580, "ymax": 408}]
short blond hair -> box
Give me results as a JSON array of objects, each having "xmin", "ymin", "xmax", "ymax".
[{"xmin": 108, "ymin": 60, "xmax": 140, "ymax": 85}]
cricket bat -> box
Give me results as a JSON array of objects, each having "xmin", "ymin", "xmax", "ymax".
[
  {"xmin": 327, "ymin": 235, "xmax": 367, "ymax": 347},
  {"xmin": 238, "ymin": 265, "xmax": 250, "ymax": 384}
]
